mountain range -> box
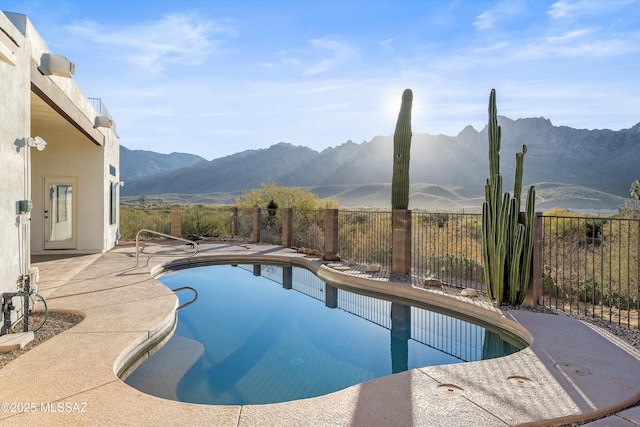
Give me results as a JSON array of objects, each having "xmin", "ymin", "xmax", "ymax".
[{"xmin": 120, "ymin": 116, "xmax": 640, "ymax": 211}]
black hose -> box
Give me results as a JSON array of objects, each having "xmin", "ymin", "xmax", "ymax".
[{"xmin": 7, "ymin": 293, "xmax": 48, "ymax": 333}]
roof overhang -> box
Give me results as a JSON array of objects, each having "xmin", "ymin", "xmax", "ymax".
[{"xmin": 30, "ymin": 60, "xmax": 103, "ymax": 147}]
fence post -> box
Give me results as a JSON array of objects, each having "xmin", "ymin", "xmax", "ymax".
[
  {"xmin": 392, "ymin": 209, "xmax": 412, "ymax": 275},
  {"xmin": 170, "ymin": 205, "xmax": 181, "ymax": 237},
  {"xmin": 253, "ymin": 207, "xmax": 261, "ymax": 243},
  {"xmin": 325, "ymin": 208, "xmax": 339, "ymax": 259},
  {"xmin": 231, "ymin": 207, "xmax": 238, "ymax": 237},
  {"xmin": 523, "ymin": 212, "xmax": 543, "ymax": 306},
  {"xmin": 282, "ymin": 208, "xmax": 293, "ymax": 248}
]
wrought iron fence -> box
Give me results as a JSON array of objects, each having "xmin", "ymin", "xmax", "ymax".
[
  {"xmin": 291, "ymin": 210, "xmax": 325, "ymax": 251},
  {"xmin": 540, "ymin": 214, "xmax": 639, "ymax": 328},
  {"xmin": 119, "ymin": 206, "xmax": 171, "ymax": 239},
  {"xmin": 260, "ymin": 208, "xmax": 283, "ymax": 245},
  {"xmin": 412, "ymin": 212, "xmax": 484, "ymax": 290},
  {"xmin": 236, "ymin": 208, "xmax": 254, "ymax": 240},
  {"xmin": 180, "ymin": 205, "xmax": 233, "ymax": 237},
  {"xmin": 338, "ymin": 210, "xmax": 392, "ymax": 270}
]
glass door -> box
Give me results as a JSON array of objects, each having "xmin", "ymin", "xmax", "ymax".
[{"xmin": 44, "ymin": 177, "xmax": 77, "ymax": 250}]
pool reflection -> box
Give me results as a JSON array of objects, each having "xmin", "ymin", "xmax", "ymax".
[{"xmin": 125, "ymin": 264, "xmax": 522, "ymax": 405}]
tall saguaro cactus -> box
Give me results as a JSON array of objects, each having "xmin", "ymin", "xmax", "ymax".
[
  {"xmin": 391, "ymin": 89, "xmax": 413, "ymax": 210},
  {"xmin": 482, "ymin": 89, "xmax": 536, "ymax": 305}
]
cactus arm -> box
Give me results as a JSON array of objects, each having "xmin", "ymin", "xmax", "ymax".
[
  {"xmin": 515, "ymin": 185, "xmax": 536, "ymax": 305},
  {"xmin": 509, "ymin": 224, "xmax": 525, "ymax": 305},
  {"xmin": 482, "ymin": 202, "xmax": 493, "ymax": 300},
  {"xmin": 514, "ymin": 145, "xmax": 526, "ymax": 209},
  {"xmin": 488, "ymin": 89, "xmax": 500, "ymax": 178}
]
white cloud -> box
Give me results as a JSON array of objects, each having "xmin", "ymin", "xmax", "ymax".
[
  {"xmin": 474, "ymin": 0, "xmax": 526, "ymax": 30},
  {"xmin": 512, "ymin": 27, "xmax": 640, "ymax": 60},
  {"xmin": 277, "ymin": 37, "xmax": 357, "ymax": 75},
  {"xmin": 304, "ymin": 37, "xmax": 357, "ymax": 75},
  {"xmin": 547, "ymin": 0, "xmax": 630, "ymax": 19},
  {"xmin": 310, "ymin": 102, "xmax": 351, "ymax": 112},
  {"xmin": 65, "ymin": 12, "xmax": 237, "ymax": 73},
  {"xmin": 378, "ymin": 38, "xmax": 394, "ymax": 51}
]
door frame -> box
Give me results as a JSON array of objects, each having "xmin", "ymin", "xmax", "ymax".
[{"xmin": 43, "ymin": 176, "xmax": 78, "ymax": 250}]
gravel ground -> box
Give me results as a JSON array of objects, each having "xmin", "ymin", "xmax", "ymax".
[{"xmin": 0, "ymin": 312, "xmax": 83, "ymax": 369}]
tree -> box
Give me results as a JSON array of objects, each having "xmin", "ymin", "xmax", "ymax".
[{"xmin": 235, "ymin": 182, "xmax": 338, "ymax": 210}]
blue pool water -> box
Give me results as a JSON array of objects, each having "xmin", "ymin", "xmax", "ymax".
[{"xmin": 125, "ymin": 264, "xmax": 522, "ymax": 405}]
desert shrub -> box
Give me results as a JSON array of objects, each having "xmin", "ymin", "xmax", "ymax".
[
  {"xmin": 418, "ymin": 213, "xmax": 450, "ymax": 228},
  {"xmin": 425, "ymin": 252, "xmax": 483, "ymax": 281},
  {"xmin": 119, "ymin": 206, "xmax": 170, "ymax": 239},
  {"xmin": 181, "ymin": 205, "xmax": 231, "ymax": 237}
]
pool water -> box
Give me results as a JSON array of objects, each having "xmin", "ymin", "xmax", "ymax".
[{"xmin": 125, "ymin": 264, "xmax": 522, "ymax": 405}]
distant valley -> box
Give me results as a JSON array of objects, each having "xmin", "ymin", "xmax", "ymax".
[{"xmin": 120, "ymin": 116, "xmax": 639, "ymax": 211}]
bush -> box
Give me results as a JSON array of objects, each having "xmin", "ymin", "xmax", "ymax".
[
  {"xmin": 181, "ymin": 205, "xmax": 231, "ymax": 237},
  {"xmin": 119, "ymin": 206, "xmax": 170, "ymax": 239}
]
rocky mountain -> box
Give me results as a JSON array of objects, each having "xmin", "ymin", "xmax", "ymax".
[
  {"xmin": 120, "ymin": 117, "xmax": 640, "ymax": 210},
  {"xmin": 120, "ymin": 146, "xmax": 206, "ymax": 181}
]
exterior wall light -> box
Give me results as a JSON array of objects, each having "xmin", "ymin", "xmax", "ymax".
[
  {"xmin": 26, "ymin": 136, "xmax": 47, "ymax": 151},
  {"xmin": 39, "ymin": 53, "xmax": 75, "ymax": 78}
]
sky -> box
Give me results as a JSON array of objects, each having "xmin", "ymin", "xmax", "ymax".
[{"xmin": 3, "ymin": 0, "xmax": 639, "ymax": 160}]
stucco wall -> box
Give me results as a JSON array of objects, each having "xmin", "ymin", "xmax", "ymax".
[
  {"xmin": 30, "ymin": 139, "xmax": 105, "ymax": 252},
  {"xmin": 5, "ymin": 12, "xmax": 121, "ymax": 255},
  {"xmin": 0, "ymin": 12, "xmax": 30, "ymax": 295},
  {"xmin": 103, "ymin": 128, "xmax": 121, "ymax": 248}
]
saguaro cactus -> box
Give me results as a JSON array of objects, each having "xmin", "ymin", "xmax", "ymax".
[
  {"xmin": 482, "ymin": 89, "xmax": 536, "ymax": 305},
  {"xmin": 391, "ymin": 89, "xmax": 413, "ymax": 210}
]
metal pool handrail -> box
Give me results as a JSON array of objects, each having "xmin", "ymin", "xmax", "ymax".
[
  {"xmin": 172, "ymin": 286, "xmax": 199, "ymax": 310},
  {"xmin": 135, "ymin": 229, "xmax": 199, "ymax": 267}
]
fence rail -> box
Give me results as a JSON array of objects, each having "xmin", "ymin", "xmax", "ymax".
[{"xmin": 120, "ymin": 204, "xmax": 639, "ymax": 329}]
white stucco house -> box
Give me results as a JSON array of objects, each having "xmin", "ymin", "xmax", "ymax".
[{"xmin": 0, "ymin": 12, "xmax": 120, "ymax": 302}]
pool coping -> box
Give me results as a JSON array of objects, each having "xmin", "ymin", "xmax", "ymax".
[{"xmin": 1, "ymin": 243, "xmax": 639, "ymax": 426}]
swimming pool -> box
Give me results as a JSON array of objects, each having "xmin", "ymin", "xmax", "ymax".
[{"xmin": 125, "ymin": 263, "xmax": 523, "ymax": 405}]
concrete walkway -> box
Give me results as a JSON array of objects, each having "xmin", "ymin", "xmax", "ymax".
[{"xmin": 0, "ymin": 242, "xmax": 639, "ymax": 426}]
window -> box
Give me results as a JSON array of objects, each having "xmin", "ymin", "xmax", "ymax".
[{"xmin": 110, "ymin": 182, "xmax": 117, "ymax": 225}]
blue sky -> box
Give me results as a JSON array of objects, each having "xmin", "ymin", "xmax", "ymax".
[{"xmin": 3, "ymin": 0, "xmax": 639, "ymax": 160}]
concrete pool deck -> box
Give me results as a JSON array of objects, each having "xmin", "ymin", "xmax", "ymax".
[{"xmin": 1, "ymin": 242, "xmax": 639, "ymax": 426}]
